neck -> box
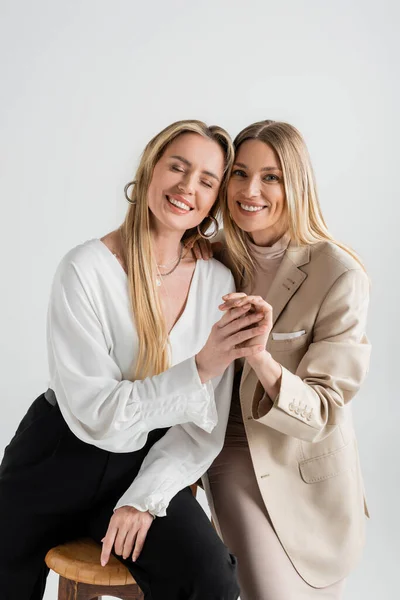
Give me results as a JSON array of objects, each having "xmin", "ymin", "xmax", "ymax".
[
  {"xmin": 150, "ymin": 226, "xmax": 183, "ymax": 266},
  {"xmin": 249, "ymin": 224, "xmax": 288, "ymax": 247}
]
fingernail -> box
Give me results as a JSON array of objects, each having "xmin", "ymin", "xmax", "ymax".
[
  {"xmin": 101, "ymin": 559, "xmax": 106, "ymax": 567},
  {"xmin": 132, "ymin": 557, "xmax": 136, "ymax": 562}
]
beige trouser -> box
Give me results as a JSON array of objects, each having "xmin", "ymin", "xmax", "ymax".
[{"xmin": 208, "ymin": 445, "xmax": 346, "ymax": 600}]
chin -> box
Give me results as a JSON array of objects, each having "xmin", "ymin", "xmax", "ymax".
[
  {"xmin": 231, "ymin": 216, "xmax": 270, "ymax": 234},
  {"xmin": 150, "ymin": 209, "xmax": 187, "ymax": 233}
]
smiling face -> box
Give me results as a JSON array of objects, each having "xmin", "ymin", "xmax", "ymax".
[
  {"xmin": 147, "ymin": 133, "xmax": 225, "ymax": 234},
  {"xmin": 227, "ymin": 139, "xmax": 287, "ymax": 246}
]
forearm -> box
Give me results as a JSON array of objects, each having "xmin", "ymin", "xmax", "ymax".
[
  {"xmin": 115, "ymin": 364, "xmax": 234, "ymax": 517},
  {"xmin": 248, "ymin": 351, "xmax": 282, "ymax": 405}
]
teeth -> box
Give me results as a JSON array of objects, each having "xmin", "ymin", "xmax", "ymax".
[
  {"xmin": 239, "ymin": 203, "xmax": 265, "ymax": 212},
  {"xmin": 168, "ymin": 197, "xmax": 191, "ymax": 211}
]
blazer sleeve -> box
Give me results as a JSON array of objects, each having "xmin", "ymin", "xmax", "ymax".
[{"xmin": 252, "ymin": 268, "xmax": 371, "ymax": 442}]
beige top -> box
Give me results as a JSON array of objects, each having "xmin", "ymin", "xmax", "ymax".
[{"xmin": 225, "ymin": 233, "xmax": 290, "ymax": 446}]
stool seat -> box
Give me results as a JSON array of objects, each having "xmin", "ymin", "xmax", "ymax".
[{"xmin": 45, "ymin": 537, "xmax": 136, "ymax": 586}]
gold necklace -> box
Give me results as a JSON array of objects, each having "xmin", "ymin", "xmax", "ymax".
[{"xmin": 155, "ymin": 244, "xmax": 184, "ymax": 286}]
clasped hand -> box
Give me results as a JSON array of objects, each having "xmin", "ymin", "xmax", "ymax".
[
  {"xmin": 219, "ymin": 292, "xmax": 273, "ymax": 357},
  {"xmin": 195, "ymin": 292, "xmax": 273, "ymax": 383}
]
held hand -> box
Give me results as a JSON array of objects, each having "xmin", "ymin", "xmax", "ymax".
[
  {"xmin": 219, "ymin": 293, "xmax": 273, "ymax": 362},
  {"xmin": 100, "ymin": 506, "xmax": 153, "ymax": 566},
  {"xmin": 195, "ymin": 303, "xmax": 267, "ymax": 382},
  {"xmin": 220, "ymin": 294, "xmax": 282, "ymax": 400}
]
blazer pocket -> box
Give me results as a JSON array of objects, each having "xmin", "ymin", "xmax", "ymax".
[
  {"xmin": 269, "ymin": 332, "xmax": 308, "ymax": 352},
  {"xmin": 299, "ymin": 442, "xmax": 356, "ymax": 483}
]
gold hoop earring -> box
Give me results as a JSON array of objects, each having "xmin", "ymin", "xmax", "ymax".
[
  {"xmin": 197, "ymin": 215, "xmax": 219, "ymax": 239},
  {"xmin": 124, "ymin": 181, "xmax": 137, "ymax": 205}
]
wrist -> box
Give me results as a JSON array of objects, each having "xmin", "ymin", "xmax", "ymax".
[
  {"xmin": 195, "ymin": 353, "xmax": 209, "ymax": 384},
  {"xmin": 247, "ymin": 349, "xmax": 272, "ymax": 369},
  {"xmin": 250, "ymin": 351, "xmax": 282, "ymax": 400}
]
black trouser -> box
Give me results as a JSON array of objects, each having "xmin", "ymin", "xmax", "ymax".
[{"xmin": 0, "ymin": 394, "xmax": 239, "ymax": 600}]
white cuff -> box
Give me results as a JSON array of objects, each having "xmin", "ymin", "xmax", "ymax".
[
  {"xmin": 114, "ymin": 493, "xmax": 168, "ymax": 518},
  {"xmin": 139, "ymin": 356, "xmax": 218, "ymax": 433}
]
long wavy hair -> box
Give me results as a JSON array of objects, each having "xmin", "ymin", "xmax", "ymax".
[
  {"xmin": 221, "ymin": 120, "xmax": 365, "ymax": 286},
  {"xmin": 120, "ymin": 120, "xmax": 234, "ymax": 379}
]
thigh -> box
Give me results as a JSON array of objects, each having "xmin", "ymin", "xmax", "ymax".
[
  {"xmin": 0, "ymin": 395, "xmax": 109, "ymax": 514},
  {"xmin": 88, "ymin": 486, "xmax": 239, "ymax": 600},
  {"xmin": 0, "ymin": 504, "xmax": 87, "ymax": 600},
  {"xmin": 208, "ymin": 445, "xmax": 345, "ymax": 600},
  {"xmin": 0, "ymin": 396, "xmax": 98, "ymax": 599}
]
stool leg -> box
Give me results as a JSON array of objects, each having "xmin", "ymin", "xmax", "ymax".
[
  {"xmin": 58, "ymin": 577, "xmax": 101, "ymax": 600},
  {"xmin": 58, "ymin": 577, "xmax": 77, "ymax": 599},
  {"xmin": 57, "ymin": 576, "xmax": 143, "ymax": 600}
]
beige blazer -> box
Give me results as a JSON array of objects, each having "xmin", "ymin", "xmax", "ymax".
[{"xmin": 206, "ymin": 238, "xmax": 371, "ymax": 588}]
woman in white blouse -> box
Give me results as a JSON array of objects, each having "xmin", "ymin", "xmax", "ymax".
[{"xmin": 0, "ymin": 120, "xmax": 267, "ymax": 600}]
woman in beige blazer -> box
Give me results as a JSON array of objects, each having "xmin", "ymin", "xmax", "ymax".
[{"xmin": 202, "ymin": 120, "xmax": 371, "ymax": 600}]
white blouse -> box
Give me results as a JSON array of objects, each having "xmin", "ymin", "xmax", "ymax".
[{"xmin": 46, "ymin": 239, "xmax": 235, "ymax": 517}]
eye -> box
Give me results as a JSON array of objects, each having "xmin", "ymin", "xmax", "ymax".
[
  {"xmin": 171, "ymin": 164, "xmax": 185, "ymax": 173},
  {"xmin": 263, "ymin": 174, "xmax": 280, "ymax": 182},
  {"xmin": 231, "ymin": 169, "xmax": 246, "ymax": 177},
  {"xmin": 201, "ymin": 180, "xmax": 213, "ymax": 189}
]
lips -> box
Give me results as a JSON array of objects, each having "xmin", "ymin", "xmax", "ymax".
[
  {"xmin": 166, "ymin": 194, "xmax": 194, "ymax": 211},
  {"xmin": 237, "ymin": 201, "xmax": 268, "ymax": 213}
]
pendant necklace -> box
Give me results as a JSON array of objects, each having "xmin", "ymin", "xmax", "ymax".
[{"xmin": 156, "ymin": 244, "xmax": 184, "ymax": 286}]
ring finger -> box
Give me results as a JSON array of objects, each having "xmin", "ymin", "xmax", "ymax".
[
  {"xmin": 217, "ymin": 304, "xmax": 252, "ymax": 328},
  {"xmin": 223, "ymin": 311, "xmax": 264, "ymax": 337},
  {"xmin": 122, "ymin": 529, "xmax": 138, "ymax": 560},
  {"xmin": 230, "ymin": 324, "xmax": 268, "ymax": 348},
  {"xmin": 114, "ymin": 528, "xmax": 129, "ymax": 556}
]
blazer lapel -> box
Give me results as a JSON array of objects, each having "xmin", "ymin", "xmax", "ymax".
[
  {"xmin": 267, "ymin": 243, "xmax": 310, "ymax": 326},
  {"xmin": 241, "ymin": 241, "xmax": 310, "ymax": 384}
]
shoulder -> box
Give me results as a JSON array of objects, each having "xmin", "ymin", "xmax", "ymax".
[
  {"xmin": 304, "ymin": 240, "xmax": 368, "ymax": 288},
  {"xmin": 53, "ymin": 239, "xmax": 105, "ymax": 288},
  {"xmin": 303, "ymin": 241, "xmax": 369, "ymax": 301},
  {"xmin": 309, "ymin": 240, "xmax": 365, "ymax": 273}
]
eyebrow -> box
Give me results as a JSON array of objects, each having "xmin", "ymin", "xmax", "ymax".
[
  {"xmin": 234, "ymin": 161, "xmax": 282, "ymax": 173},
  {"xmin": 170, "ymin": 155, "xmax": 220, "ymax": 182}
]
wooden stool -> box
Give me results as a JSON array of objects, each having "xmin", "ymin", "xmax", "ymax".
[
  {"xmin": 45, "ymin": 486, "xmax": 198, "ymax": 599},
  {"xmin": 45, "ymin": 537, "xmax": 143, "ymax": 599}
]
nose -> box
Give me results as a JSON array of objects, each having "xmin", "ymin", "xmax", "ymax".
[
  {"xmin": 240, "ymin": 176, "xmax": 261, "ymax": 199},
  {"xmin": 178, "ymin": 171, "xmax": 195, "ymax": 195}
]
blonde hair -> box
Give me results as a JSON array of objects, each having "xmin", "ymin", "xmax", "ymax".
[
  {"xmin": 120, "ymin": 120, "xmax": 234, "ymax": 380},
  {"xmin": 222, "ymin": 120, "xmax": 365, "ymax": 286}
]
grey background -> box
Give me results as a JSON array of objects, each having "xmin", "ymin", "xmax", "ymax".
[{"xmin": 0, "ymin": 1, "xmax": 398, "ymax": 598}]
